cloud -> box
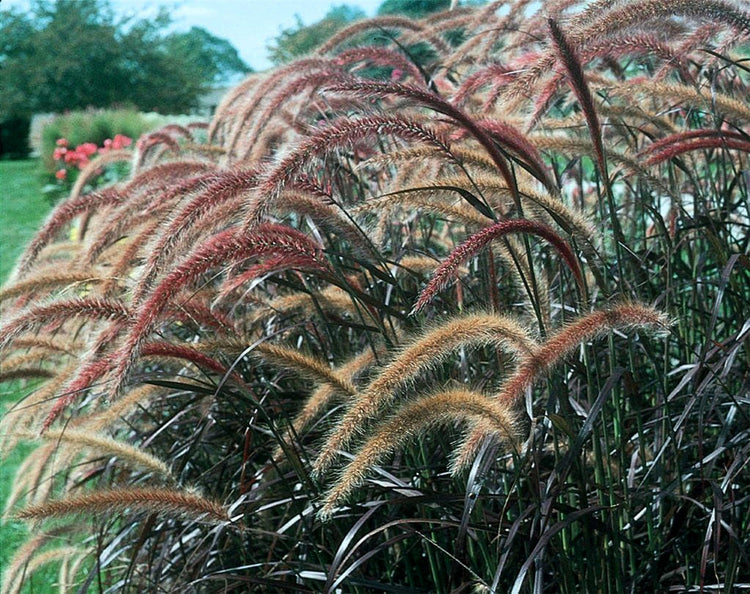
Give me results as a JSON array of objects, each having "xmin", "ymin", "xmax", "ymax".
[{"xmin": 173, "ymin": 5, "xmax": 216, "ymax": 19}]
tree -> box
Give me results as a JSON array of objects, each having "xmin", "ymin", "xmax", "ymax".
[
  {"xmin": 267, "ymin": 5, "xmax": 365, "ymax": 66},
  {"xmin": 163, "ymin": 27, "xmax": 250, "ymax": 86},
  {"xmin": 377, "ymin": 0, "xmax": 452, "ymax": 18},
  {"xmin": 0, "ymin": 0, "xmax": 251, "ymax": 120}
]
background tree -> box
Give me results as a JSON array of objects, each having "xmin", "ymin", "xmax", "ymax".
[
  {"xmin": 267, "ymin": 5, "xmax": 365, "ymax": 66},
  {"xmin": 162, "ymin": 26, "xmax": 250, "ymax": 86},
  {"xmin": 0, "ymin": 0, "xmax": 251, "ymax": 121},
  {"xmin": 377, "ymin": 0, "xmax": 452, "ymax": 18},
  {"xmin": 267, "ymin": 1, "xmax": 485, "ymax": 68}
]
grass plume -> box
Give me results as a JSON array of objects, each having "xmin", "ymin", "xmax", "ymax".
[
  {"xmin": 0, "ymin": 297, "xmax": 130, "ymax": 352},
  {"xmin": 16, "ymin": 428, "xmax": 173, "ymax": 479},
  {"xmin": 452, "ymin": 303, "xmax": 671, "ymax": 472},
  {"xmin": 312, "ymin": 313, "xmax": 536, "ymax": 476},
  {"xmin": 15, "ymin": 488, "xmax": 229, "ymax": 524},
  {"xmin": 318, "ymin": 389, "xmax": 519, "ymax": 519},
  {"xmin": 412, "ymin": 219, "xmax": 583, "ymax": 315}
]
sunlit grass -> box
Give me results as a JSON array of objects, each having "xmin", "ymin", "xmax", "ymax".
[
  {"xmin": 0, "ymin": 159, "xmax": 51, "ymax": 282},
  {"xmin": 0, "ymin": 159, "xmax": 54, "ymax": 590}
]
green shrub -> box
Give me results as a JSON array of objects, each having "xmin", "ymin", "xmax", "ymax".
[
  {"xmin": 39, "ymin": 109, "xmax": 153, "ymax": 173},
  {"xmin": 38, "ymin": 109, "xmax": 196, "ymax": 203},
  {"xmin": 1, "ymin": 2, "xmax": 750, "ymax": 592}
]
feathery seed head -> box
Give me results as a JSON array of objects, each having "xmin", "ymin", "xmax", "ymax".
[{"xmin": 318, "ymin": 389, "xmax": 520, "ymax": 519}]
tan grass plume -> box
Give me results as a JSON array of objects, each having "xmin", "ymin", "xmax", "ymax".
[
  {"xmin": 16, "ymin": 487, "xmax": 229, "ymax": 524},
  {"xmin": 312, "ymin": 313, "xmax": 536, "ymax": 476},
  {"xmin": 451, "ymin": 302, "xmax": 671, "ymax": 472},
  {"xmin": 318, "ymin": 389, "xmax": 519, "ymax": 519}
]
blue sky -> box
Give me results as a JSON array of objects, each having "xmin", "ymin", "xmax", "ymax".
[{"xmin": 1, "ymin": 0, "xmax": 386, "ymax": 70}]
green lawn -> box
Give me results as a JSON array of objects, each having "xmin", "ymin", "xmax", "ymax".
[
  {"xmin": 0, "ymin": 159, "xmax": 51, "ymax": 281},
  {"xmin": 0, "ymin": 159, "xmax": 54, "ymax": 587}
]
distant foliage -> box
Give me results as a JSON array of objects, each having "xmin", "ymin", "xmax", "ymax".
[
  {"xmin": 1, "ymin": 1, "xmax": 750, "ymax": 592},
  {"xmin": 378, "ymin": 0, "xmax": 452, "ymax": 18},
  {"xmin": 46, "ymin": 134, "xmax": 132, "ymax": 205},
  {"xmin": 37, "ymin": 109, "xmax": 160, "ymax": 203},
  {"xmin": 267, "ymin": 4, "xmax": 366, "ymax": 65},
  {"xmin": 0, "ymin": 0, "xmax": 251, "ymax": 120},
  {"xmin": 39, "ymin": 110, "xmax": 150, "ymax": 159}
]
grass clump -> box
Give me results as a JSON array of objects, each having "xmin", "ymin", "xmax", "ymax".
[{"xmin": 1, "ymin": 1, "xmax": 750, "ymax": 591}]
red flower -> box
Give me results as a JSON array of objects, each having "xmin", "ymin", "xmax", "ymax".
[
  {"xmin": 112, "ymin": 134, "xmax": 132, "ymax": 150},
  {"xmin": 55, "ymin": 168, "xmax": 67, "ymax": 180},
  {"xmin": 56, "ymin": 138, "xmax": 69, "ymax": 147},
  {"xmin": 53, "ymin": 147, "xmax": 67, "ymax": 161},
  {"xmin": 77, "ymin": 142, "xmax": 98, "ymax": 157}
]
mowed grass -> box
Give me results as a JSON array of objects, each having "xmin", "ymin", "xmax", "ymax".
[
  {"xmin": 0, "ymin": 159, "xmax": 53, "ymax": 586},
  {"xmin": 0, "ymin": 159, "xmax": 51, "ymax": 281}
]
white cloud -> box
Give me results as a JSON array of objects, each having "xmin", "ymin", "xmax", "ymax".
[{"xmin": 173, "ymin": 5, "xmax": 215, "ymax": 19}]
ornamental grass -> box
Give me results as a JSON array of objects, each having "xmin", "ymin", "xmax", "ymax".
[{"xmin": 1, "ymin": 1, "xmax": 750, "ymax": 591}]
